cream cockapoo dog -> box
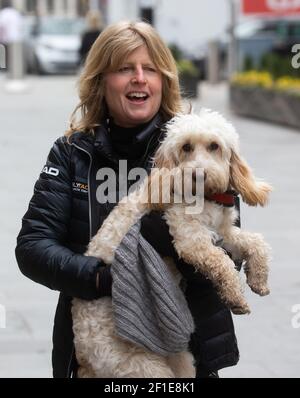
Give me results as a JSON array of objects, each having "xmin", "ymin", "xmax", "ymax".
[{"xmin": 72, "ymin": 109, "xmax": 272, "ymax": 378}]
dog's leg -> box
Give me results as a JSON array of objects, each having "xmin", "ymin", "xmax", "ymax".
[
  {"xmin": 114, "ymin": 361, "xmax": 175, "ymax": 378},
  {"xmin": 73, "ymin": 298, "xmax": 177, "ymax": 378},
  {"xmin": 168, "ymin": 219, "xmax": 250, "ymax": 314},
  {"xmin": 91, "ymin": 355, "xmax": 176, "ymax": 378},
  {"xmin": 221, "ymin": 226, "xmax": 270, "ymax": 297},
  {"xmin": 167, "ymin": 352, "xmax": 196, "ymax": 378}
]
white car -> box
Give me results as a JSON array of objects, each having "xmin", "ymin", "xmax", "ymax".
[{"xmin": 25, "ymin": 17, "xmax": 86, "ymax": 74}]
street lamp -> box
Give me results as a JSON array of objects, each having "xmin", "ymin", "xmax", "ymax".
[{"xmin": 228, "ymin": 0, "xmax": 238, "ymax": 79}]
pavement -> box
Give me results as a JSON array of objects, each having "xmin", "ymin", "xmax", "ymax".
[{"xmin": 0, "ymin": 75, "xmax": 300, "ymax": 378}]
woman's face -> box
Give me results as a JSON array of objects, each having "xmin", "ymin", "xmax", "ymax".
[{"xmin": 104, "ymin": 45, "xmax": 163, "ymax": 127}]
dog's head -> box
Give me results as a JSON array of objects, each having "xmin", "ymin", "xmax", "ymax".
[{"xmin": 153, "ymin": 109, "xmax": 272, "ymax": 206}]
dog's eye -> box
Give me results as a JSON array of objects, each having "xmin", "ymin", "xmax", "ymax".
[
  {"xmin": 182, "ymin": 143, "xmax": 193, "ymax": 153},
  {"xmin": 208, "ymin": 142, "xmax": 219, "ymax": 152}
]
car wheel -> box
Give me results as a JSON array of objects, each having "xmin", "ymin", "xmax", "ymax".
[{"xmin": 32, "ymin": 55, "xmax": 45, "ymax": 75}]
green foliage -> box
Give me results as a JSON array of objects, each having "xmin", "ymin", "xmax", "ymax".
[
  {"xmin": 168, "ymin": 43, "xmax": 183, "ymax": 62},
  {"xmin": 168, "ymin": 43, "xmax": 199, "ymax": 78},
  {"xmin": 243, "ymin": 55, "xmax": 254, "ymax": 71},
  {"xmin": 257, "ymin": 52, "xmax": 300, "ymax": 79},
  {"xmin": 177, "ymin": 59, "xmax": 199, "ymax": 78}
]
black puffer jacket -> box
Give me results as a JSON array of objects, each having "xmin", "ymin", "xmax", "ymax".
[{"xmin": 15, "ymin": 116, "xmax": 239, "ymax": 378}]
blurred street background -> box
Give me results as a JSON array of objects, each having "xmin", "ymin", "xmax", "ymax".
[{"xmin": 1, "ymin": 0, "xmax": 300, "ymax": 378}]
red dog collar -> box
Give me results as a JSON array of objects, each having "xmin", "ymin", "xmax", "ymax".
[{"xmin": 205, "ymin": 192, "xmax": 236, "ymax": 207}]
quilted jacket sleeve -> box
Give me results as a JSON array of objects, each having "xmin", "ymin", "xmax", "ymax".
[{"xmin": 15, "ymin": 137, "xmax": 102, "ymax": 300}]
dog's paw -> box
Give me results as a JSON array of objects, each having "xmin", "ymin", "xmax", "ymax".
[
  {"xmin": 249, "ymin": 284, "xmax": 270, "ymax": 297},
  {"xmin": 230, "ymin": 302, "xmax": 251, "ymax": 315}
]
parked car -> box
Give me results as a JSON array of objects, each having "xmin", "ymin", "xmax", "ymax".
[{"xmin": 24, "ymin": 16, "xmax": 86, "ymax": 74}]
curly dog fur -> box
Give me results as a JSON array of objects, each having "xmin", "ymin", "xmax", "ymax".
[{"xmin": 72, "ymin": 109, "xmax": 272, "ymax": 378}]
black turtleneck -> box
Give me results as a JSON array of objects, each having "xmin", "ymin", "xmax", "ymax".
[{"xmin": 108, "ymin": 115, "xmax": 161, "ymax": 163}]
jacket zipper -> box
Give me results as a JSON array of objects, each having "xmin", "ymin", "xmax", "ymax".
[
  {"xmin": 67, "ymin": 143, "xmax": 93, "ymax": 378},
  {"xmin": 71, "ymin": 143, "xmax": 93, "ymax": 240},
  {"xmin": 66, "ymin": 346, "xmax": 76, "ymax": 378}
]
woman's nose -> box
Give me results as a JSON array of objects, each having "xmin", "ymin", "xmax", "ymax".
[{"xmin": 132, "ymin": 66, "xmax": 146, "ymax": 83}]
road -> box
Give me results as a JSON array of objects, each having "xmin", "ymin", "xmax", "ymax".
[{"xmin": 0, "ymin": 75, "xmax": 299, "ymax": 378}]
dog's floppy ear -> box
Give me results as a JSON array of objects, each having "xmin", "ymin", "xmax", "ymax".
[
  {"xmin": 230, "ymin": 150, "xmax": 272, "ymax": 207},
  {"xmin": 153, "ymin": 143, "xmax": 176, "ymax": 169},
  {"xmin": 146, "ymin": 168, "xmax": 175, "ymax": 210}
]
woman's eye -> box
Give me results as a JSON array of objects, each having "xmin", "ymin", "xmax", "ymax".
[
  {"xmin": 119, "ymin": 66, "xmax": 131, "ymax": 72},
  {"xmin": 208, "ymin": 142, "xmax": 219, "ymax": 151},
  {"xmin": 145, "ymin": 67, "xmax": 156, "ymax": 72},
  {"xmin": 182, "ymin": 143, "xmax": 193, "ymax": 153}
]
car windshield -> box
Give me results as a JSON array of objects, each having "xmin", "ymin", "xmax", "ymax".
[
  {"xmin": 235, "ymin": 20, "xmax": 265, "ymax": 38},
  {"xmin": 38, "ymin": 18, "xmax": 85, "ymax": 35},
  {"xmin": 235, "ymin": 19, "xmax": 300, "ymax": 39}
]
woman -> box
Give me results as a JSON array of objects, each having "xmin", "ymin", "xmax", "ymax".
[
  {"xmin": 79, "ymin": 10, "xmax": 103, "ymax": 66},
  {"xmin": 15, "ymin": 21, "xmax": 239, "ymax": 378}
]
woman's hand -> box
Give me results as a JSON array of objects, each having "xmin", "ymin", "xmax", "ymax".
[{"xmin": 95, "ymin": 265, "xmax": 112, "ymax": 297}]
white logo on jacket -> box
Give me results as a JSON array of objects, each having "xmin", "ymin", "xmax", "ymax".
[{"xmin": 42, "ymin": 166, "xmax": 59, "ymax": 177}]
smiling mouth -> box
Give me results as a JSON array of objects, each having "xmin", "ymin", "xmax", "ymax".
[{"xmin": 126, "ymin": 92, "xmax": 150, "ymax": 103}]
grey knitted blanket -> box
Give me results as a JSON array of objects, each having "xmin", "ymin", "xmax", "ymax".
[{"xmin": 111, "ymin": 221, "xmax": 195, "ymax": 356}]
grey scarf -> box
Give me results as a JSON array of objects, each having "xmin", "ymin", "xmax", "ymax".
[{"xmin": 111, "ymin": 221, "xmax": 195, "ymax": 356}]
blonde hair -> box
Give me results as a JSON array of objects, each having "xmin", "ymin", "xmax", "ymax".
[
  {"xmin": 66, "ymin": 21, "xmax": 182, "ymax": 137},
  {"xmin": 86, "ymin": 10, "xmax": 103, "ymax": 30}
]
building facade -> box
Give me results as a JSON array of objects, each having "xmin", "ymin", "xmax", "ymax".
[
  {"xmin": 1, "ymin": 0, "xmax": 106, "ymax": 16},
  {"xmin": 106, "ymin": 0, "xmax": 231, "ymax": 58},
  {"xmin": 1, "ymin": 0, "xmax": 237, "ymax": 59}
]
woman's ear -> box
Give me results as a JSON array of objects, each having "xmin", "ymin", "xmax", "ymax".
[{"xmin": 230, "ymin": 151, "xmax": 272, "ymax": 207}]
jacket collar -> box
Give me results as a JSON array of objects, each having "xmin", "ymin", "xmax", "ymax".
[
  {"xmin": 69, "ymin": 131, "xmax": 95, "ymax": 155},
  {"xmin": 94, "ymin": 113, "xmax": 164, "ymax": 164},
  {"xmin": 69, "ymin": 113, "xmax": 165, "ymax": 165}
]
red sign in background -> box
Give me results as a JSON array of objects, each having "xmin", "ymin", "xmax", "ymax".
[{"xmin": 242, "ymin": 0, "xmax": 300, "ymax": 15}]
